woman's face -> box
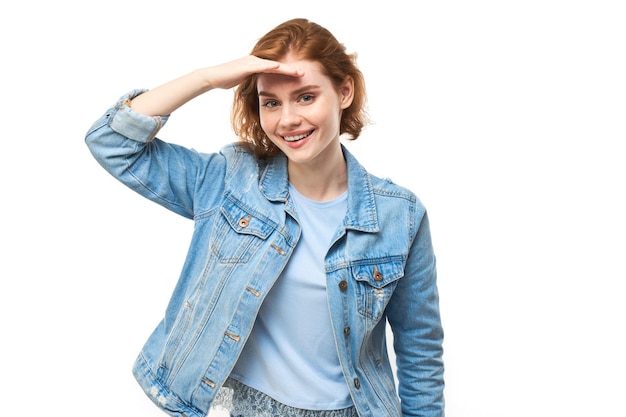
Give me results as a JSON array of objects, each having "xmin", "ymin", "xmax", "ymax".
[{"xmin": 256, "ymin": 57, "xmax": 353, "ymax": 169}]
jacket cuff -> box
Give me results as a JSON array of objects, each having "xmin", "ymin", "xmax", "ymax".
[{"xmin": 109, "ymin": 89, "xmax": 170, "ymax": 143}]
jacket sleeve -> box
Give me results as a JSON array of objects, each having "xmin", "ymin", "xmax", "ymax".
[
  {"xmin": 386, "ymin": 207, "xmax": 445, "ymax": 417},
  {"xmin": 85, "ymin": 90, "xmax": 226, "ymax": 219}
]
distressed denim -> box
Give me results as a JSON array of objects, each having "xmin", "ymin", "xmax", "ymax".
[{"xmin": 85, "ymin": 90, "xmax": 444, "ymax": 417}]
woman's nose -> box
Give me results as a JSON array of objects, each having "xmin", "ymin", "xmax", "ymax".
[{"xmin": 279, "ymin": 104, "xmax": 301, "ymax": 126}]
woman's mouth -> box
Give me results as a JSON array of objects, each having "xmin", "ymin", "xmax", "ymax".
[{"xmin": 282, "ymin": 130, "xmax": 314, "ymax": 142}]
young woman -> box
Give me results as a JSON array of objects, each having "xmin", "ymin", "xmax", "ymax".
[{"xmin": 86, "ymin": 18, "xmax": 444, "ymax": 417}]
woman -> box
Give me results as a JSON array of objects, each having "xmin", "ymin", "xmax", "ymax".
[{"xmin": 86, "ymin": 18, "xmax": 444, "ymax": 417}]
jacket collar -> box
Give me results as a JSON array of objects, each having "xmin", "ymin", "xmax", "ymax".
[{"xmin": 259, "ymin": 145, "xmax": 379, "ymax": 233}]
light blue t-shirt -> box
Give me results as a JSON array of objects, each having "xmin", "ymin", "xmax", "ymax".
[{"xmin": 231, "ymin": 184, "xmax": 351, "ymax": 410}]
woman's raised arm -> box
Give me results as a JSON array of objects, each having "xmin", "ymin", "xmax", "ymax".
[{"xmin": 129, "ymin": 55, "xmax": 303, "ymax": 116}]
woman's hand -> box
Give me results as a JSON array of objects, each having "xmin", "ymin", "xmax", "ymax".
[{"xmin": 204, "ymin": 55, "xmax": 303, "ymax": 90}]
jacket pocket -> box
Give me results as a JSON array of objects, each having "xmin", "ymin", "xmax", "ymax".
[
  {"xmin": 210, "ymin": 199, "xmax": 273, "ymax": 263},
  {"xmin": 352, "ymin": 259, "xmax": 405, "ymax": 322}
]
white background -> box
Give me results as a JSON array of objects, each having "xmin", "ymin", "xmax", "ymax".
[{"xmin": 1, "ymin": 1, "xmax": 624, "ymax": 416}]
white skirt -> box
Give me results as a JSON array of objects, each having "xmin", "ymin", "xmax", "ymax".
[{"xmin": 211, "ymin": 377, "xmax": 359, "ymax": 417}]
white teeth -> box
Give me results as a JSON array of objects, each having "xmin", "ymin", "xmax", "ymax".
[{"xmin": 283, "ymin": 131, "xmax": 311, "ymax": 142}]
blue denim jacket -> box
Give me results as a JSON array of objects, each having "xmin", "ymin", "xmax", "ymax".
[{"xmin": 85, "ymin": 90, "xmax": 444, "ymax": 417}]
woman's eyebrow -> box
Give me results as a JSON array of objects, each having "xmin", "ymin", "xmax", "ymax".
[{"xmin": 258, "ymin": 85, "xmax": 321, "ymax": 97}]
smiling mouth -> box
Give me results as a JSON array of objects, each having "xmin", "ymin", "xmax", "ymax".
[{"xmin": 282, "ymin": 130, "xmax": 314, "ymax": 142}]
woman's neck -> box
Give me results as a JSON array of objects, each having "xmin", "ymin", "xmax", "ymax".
[{"xmin": 288, "ymin": 151, "xmax": 347, "ymax": 202}]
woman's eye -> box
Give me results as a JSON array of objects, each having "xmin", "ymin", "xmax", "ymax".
[
  {"xmin": 300, "ymin": 94, "xmax": 314, "ymax": 103},
  {"xmin": 262, "ymin": 100, "xmax": 279, "ymax": 108}
]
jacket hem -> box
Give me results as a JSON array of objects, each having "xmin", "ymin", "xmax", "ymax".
[{"xmin": 132, "ymin": 353, "xmax": 206, "ymax": 417}]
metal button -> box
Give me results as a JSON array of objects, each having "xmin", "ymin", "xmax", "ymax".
[
  {"xmin": 338, "ymin": 280, "xmax": 348, "ymax": 291},
  {"xmin": 373, "ymin": 265, "xmax": 383, "ymax": 281},
  {"xmin": 354, "ymin": 378, "xmax": 361, "ymax": 389},
  {"xmin": 343, "ymin": 327, "xmax": 350, "ymax": 336},
  {"xmin": 238, "ymin": 216, "xmax": 250, "ymax": 227}
]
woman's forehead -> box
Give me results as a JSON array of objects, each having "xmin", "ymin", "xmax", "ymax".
[{"xmin": 257, "ymin": 60, "xmax": 330, "ymax": 94}]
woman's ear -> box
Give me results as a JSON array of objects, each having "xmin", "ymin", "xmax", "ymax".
[{"xmin": 339, "ymin": 77, "xmax": 355, "ymax": 109}]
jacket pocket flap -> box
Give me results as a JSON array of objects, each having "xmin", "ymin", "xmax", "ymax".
[
  {"xmin": 220, "ymin": 200, "xmax": 272, "ymax": 239},
  {"xmin": 352, "ymin": 259, "xmax": 405, "ymax": 288}
]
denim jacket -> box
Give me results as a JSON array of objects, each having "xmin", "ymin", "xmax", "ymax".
[{"xmin": 85, "ymin": 90, "xmax": 444, "ymax": 417}]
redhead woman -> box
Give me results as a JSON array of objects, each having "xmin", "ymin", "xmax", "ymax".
[{"xmin": 86, "ymin": 18, "xmax": 444, "ymax": 417}]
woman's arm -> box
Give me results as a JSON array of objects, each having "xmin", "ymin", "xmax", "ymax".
[
  {"xmin": 387, "ymin": 210, "xmax": 445, "ymax": 416},
  {"xmin": 85, "ymin": 56, "xmax": 303, "ymax": 218},
  {"xmin": 129, "ymin": 56, "xmax": 303, "ymax": 116}
]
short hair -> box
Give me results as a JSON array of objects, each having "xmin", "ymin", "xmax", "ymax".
[{"xmin": 231, "ymin": 18, "xmax": 369, "ymax": 158}]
